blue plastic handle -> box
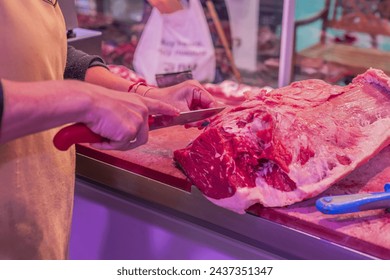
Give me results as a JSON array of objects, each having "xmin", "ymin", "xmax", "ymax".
[{"xmin": 316, "ymin": 183, "xmax": 390, "ymax": 214}]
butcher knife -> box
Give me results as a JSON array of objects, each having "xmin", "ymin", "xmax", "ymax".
[
  {"xmin": 316, "ymin": 183, "xmax": 390, "ymax": 214},
  {"xmin": 53, "ymin": 107, "xmax": 225, "ymax": 151}
]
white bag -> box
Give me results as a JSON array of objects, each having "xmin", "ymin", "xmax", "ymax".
[
  {"xmin": 133, "ymin": 0, "xmax": 216, "ymax": 85},
  {"xmin": 225, "ymin": 0, "xmax": 260, "ymax": 72}
]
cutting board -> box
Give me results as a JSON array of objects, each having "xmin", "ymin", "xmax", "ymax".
[
  {"xmin": 76, "ymin": 126, "xmax": 202, "ymax": 191},
  {"xmin": 76, "ymin": 126, "xmax": 390, "ymax": 259},
  {"xmin": 250, "ymin": 145, "xmax": 390, "ymax": 259}
]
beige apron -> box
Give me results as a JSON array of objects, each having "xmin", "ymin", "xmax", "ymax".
[{"xmin": 0, "ymin": 2, "xmax": 75, "ymax": 259}]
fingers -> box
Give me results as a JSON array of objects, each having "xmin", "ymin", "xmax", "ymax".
[
  {"xmin": 189, "ymin": 87, "xmax": 213, "ymax": 110},
  {"xmin": 85, "ymin": 79, "xmax": 219, "ymax": 151},
  {"xmin": 88, "ymin": 93, "xmax": 179, "ymax": 151},
  {"xmin": 86, "ymin": 94, "xmax": 148, "ymax": 150},
  {"xmin": 142, "ymin": 96, "xmax": 180, "ymax": 116},
  {"xmin": 90, "ymin": 110, "xmax": 149, "ymax": 151},
  {"xmin": 91, "ymin": 123, "xmax": 149, "ymax": 151},
  {"xmin": 186, "ymin": 81, "xmax": 218, "ymax": 110},
  {"xmin": 143, "ymin": 80, "xmax": 218, "ymax": 112}
]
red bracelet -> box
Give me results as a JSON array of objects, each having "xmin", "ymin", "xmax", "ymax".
[{"xmin": 128, "ymin": 82, "xmax": 146, "ymax": 93}]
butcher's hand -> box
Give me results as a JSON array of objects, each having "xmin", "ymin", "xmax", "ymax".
[
  {"xmin": 84, "ymin": 85, "xmax": 179, "ymax": 151},
  {"xmin": 142, "ymin": 80, "xmax": 218, "ymax": 112},
  {"xmin": 140, "ymin": 80, "xmax": 220, "ymax": 128}
]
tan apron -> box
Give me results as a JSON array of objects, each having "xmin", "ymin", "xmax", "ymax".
[{"xmin": 0, "ymin": 1, "xmax": 75, "ymax": 259}]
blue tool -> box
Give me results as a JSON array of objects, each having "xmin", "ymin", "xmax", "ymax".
[{"xmin": 316, "ymin": 183, "xmax": 390, "ymax": 214}]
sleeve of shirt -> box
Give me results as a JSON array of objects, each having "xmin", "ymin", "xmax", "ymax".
[{"xmin": 64, "ymin": 45, "xmax": 109, "ymax": 81}]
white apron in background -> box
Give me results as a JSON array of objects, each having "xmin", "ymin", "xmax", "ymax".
[{"xmin": 133, "ymin": 0, "xmax": 216, "ymax": 85}]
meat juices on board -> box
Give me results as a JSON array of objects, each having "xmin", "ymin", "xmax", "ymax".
[{"xmin": 174, "ymin": 68, "xmax": 390, "ymax": 213}]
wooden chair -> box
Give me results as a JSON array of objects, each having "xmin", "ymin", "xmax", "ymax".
[{"xmin": 294, "ymin": 0, "xmax": 390, "ymax": 82}]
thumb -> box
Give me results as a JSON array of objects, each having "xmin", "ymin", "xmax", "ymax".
[{"xmin": 142, "ymin": 96, "xmax": 180, "ymax": 116}]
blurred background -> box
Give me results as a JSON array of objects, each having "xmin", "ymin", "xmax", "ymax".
[{"xmin": 72, "ymin": 0, "xmax": 390, "ymax": 87}]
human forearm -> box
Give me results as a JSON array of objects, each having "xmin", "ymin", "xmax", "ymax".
[
  {"xmin": 0, "ymin": 79, "xmax": 91, "ymax": 144},
  {"xmin": 66, "ymin": 42, "xmax": 133, "ymax": 92},
  {"xmin": 84, "ymin": 66, "xmax": 158, "ymax": 97},
  {"xmin": 84, "ymin": 66, "xmax": 131, "ymax": 92},
  {"xmin": 0, "ymin": 78, "xmax": 180, "ymax": 150},
  {"xmin": 64, "ymin": 45, "xmax": 108, "ymax": 81}
]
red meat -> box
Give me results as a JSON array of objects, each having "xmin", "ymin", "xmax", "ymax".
[{"xmin": 174, "ymin": 69, "xmax": 390, "ymax": 213}]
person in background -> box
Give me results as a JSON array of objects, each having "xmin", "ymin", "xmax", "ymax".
[
  {"xmin": 141, "ymin": 0, "xmax": 233, "ymax": 83},
  {"xmin": 0, "ymin": 1, "xmax": 216, "ymax": 259}
]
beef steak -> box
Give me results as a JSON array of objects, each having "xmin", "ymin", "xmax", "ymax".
[{"xmin": 174, "ymin": 69, "xmax": 390, "ymax": 213}]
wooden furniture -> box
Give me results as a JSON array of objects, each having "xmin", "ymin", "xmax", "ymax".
[{"xmin": 294, "ymin": 0, "xmax": 390, "ymax": 82}]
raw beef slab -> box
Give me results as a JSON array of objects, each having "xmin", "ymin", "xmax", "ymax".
[{"xmin": 174, "ymin": 69, "xmax": 390, "ymax": 213}]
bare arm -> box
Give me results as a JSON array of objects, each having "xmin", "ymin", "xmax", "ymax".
[
  {"xmin": 72, "ymin": 44, "xmax": 217, "ymax": 111},
  {"xmin": 84, "ymin": 66, "xmax": 218, "ymax": 111},
  {"xmin": 65, "ymin": 45, "xmax": 131, "ymax": 91},
  {"xmin": 84, "ymin": 66, "xmax": 131, "ymax": 92},
  {"xmin": 66, "ymin": 45, "xmax": 217, "ymax": 110},
  {"xmin": 0, "ymin": 79, "xmax": 89, "ymax": 142},
  {"xmin": 0, "ymin": 79, "xmax": 179, "ymax": 150}
]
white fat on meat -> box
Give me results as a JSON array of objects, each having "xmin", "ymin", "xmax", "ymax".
[{"xmin": 174, "ymin": 68, "xmax": 390, "ymax": 213}]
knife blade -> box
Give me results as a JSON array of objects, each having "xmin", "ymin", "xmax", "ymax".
[
  {"xmin": 149, "ymin": 106, "xmax": 225, "ymax": 130},
  {"xmin": 53, "ymin": 106, "xmax": 225, "ymax": 151},
  {"xmin": 316, "ymin": 183, "xmax": 390, "ymax": 214}
]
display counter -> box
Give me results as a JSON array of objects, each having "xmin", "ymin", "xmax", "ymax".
[{"xmin": 72, "ymin": 125, "xmax": 390, "ymax": 260}]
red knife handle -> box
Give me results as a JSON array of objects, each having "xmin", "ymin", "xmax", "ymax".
[
  {"xmin": 54, "ymin": 117, "xmax": 155, "ymax": 151},
  {"xmin": 53, "ymin": 123, "xmax": 105, "ymax": 151}
]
